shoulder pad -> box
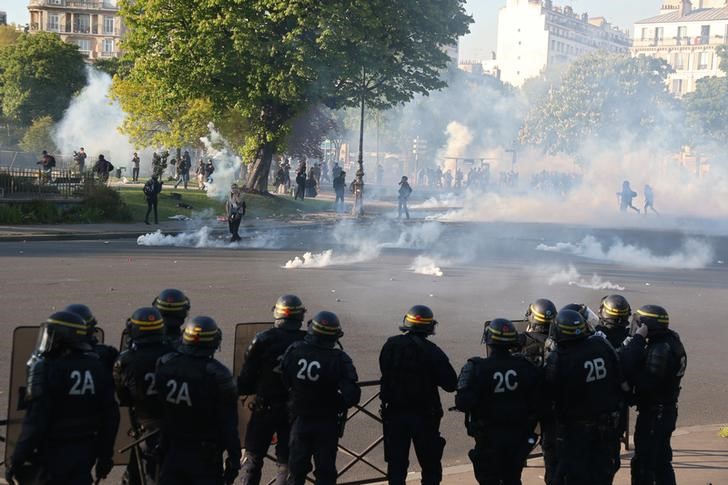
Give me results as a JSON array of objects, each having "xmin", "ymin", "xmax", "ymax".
[
  {"xmin": 206, "ymin": 358, "xmax": 233, "ymax": 379},
  {"xmin": 158, "ymin": 352, "xmax": 179, "ymax": 366},
  {"xmin": 26, "ymin": 357, "xmax": 48, "ymax": 401}
]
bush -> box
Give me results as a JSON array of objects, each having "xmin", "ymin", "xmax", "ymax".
[
  {"xmin": 22, "ymin": 200, "xmax": 62, "ymax": 223},
  {"xmin": 0, "ymin": 205, "xmax": 23, "ymax": 224},
  {"xmin": 78, "ymin": 184, "xmax": 133, "ymax": 222}
]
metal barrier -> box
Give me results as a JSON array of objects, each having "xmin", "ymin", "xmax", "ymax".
[{"xmin": 0, "ymin": 167, "xmax": 96, "ymax": 199}]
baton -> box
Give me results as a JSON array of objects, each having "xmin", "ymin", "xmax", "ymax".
[{"xmin": 118, "ymin": 429, "xmax": 161, "ymax": 454}]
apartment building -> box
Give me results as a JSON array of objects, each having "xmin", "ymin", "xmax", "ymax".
[{"xmin": 27, "ymin": 0, "xmax": 124, "ymax": 60}]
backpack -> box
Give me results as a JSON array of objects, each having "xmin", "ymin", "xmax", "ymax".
[
  {"xmin": 143, "ymin": 180, "xmax": 156, "ymax": 196},
  {"xmin": 47, "ymin": 156, "xmax": 56, "ymax": 168}
]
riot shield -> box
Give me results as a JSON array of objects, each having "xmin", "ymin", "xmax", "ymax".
[
  {"xmin": 5, "ymin": 326, "xmax": 108, "ymax": 465},
  {"xmin": 114, "ymin": 330, "xmax": 133, "ymax": 467},
  {"xmin": 233, "ymin": 322, "xmax": 273, "ymax": 446}
]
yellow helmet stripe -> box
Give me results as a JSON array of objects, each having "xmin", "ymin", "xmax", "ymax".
[
  {"xmin": 46, "ymin": 318, "xmax": 87, "ymax": 330},
  {"xmin": 130, "ymin": 318, "xmax": 165, "ymax": 327},
  {"xmin": 312, "ymin": 321, "xmax": 340, "ymax": 335},
  {"xmin": 529, "ymin": 305, "xmax": 554, "ymax": 323},
  {"xmin": 637, "ymin": 309, "xmax": 669, "ymax": 323},
  {"xmin": 155, "ymin": 299, "xmax": 188, "ymax": 309},
  {"xmin": 603, "ymin": 304, "xmax": 629, "ymax": 316},
  {"xmin": 405, "ymin": 315, "xmax": 434, "ymax": 324}
]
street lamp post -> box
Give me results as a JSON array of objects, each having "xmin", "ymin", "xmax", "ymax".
[{"xmin": 352, "ymin": 69, "xmax": 366, "ymax": 217}]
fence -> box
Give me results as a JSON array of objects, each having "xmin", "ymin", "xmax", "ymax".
[{"xmin": 0, "ymin": 167, "xmax": 97, "ymax": 199}]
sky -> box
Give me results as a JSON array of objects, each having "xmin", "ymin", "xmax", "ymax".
[{"xmin": 3, "ymin": 0, "xmax": 661, "ymax": 60}]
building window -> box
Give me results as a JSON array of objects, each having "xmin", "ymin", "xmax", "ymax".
[
  {"xmin": 655, "ymin": 27, "xmax": 664, "ymax": 42},
  {"xmin": 698, "ymin": 51, "xmax": 711, "ymax": 70},
  {"xmin": 103, "ymin": 39, "xmax": 114, "ymax": 53},
  {"xmin": 551, "ymin": 39, "xmax": 556, "ymax": 51},
  {"xmin": 677, "ymin": 26, "xmax": 687, "ymax": 44},
  {"xmin": 48, "ymin": 14, "xmax": 59, "ymax": 32},
  {"xmin": 74, "ymin": 14, "xmax": 90, "ymax": 34},
  {"xmin": 103, "ymin": 16, "xmax": 114, "ymax": 35},
  {"xmin": 671, "ymin": 79, "xmax": 683, "ymax": 94},
  {"xmin": 76, "ymin": 39, "xmax": 91, "ymax": 53},
  {"xmin": 701, "ymin": 25, "xmax": 710, "ymax": 44}
]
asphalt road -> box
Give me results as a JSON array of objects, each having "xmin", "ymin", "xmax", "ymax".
[{"xmin": 1, "ymin": 219, "xmax": 727, "ymax": 479}]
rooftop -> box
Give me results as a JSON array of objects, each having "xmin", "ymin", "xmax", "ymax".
[{"xmin": 636, "ymin": 7, "xmax": 728, "ymax": 24}]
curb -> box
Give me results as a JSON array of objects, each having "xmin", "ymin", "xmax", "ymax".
[{"xmin": 0, "ymin": 231, "xmax": 182, "ymax": 243}]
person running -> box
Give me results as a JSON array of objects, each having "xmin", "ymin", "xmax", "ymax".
[
  {"xmin": 644, "ymin": 184, "xmax": 659, "ymax": 215},
  {"xmin": 617, "ymin": 181, "xmax": 639, "ymax": 214}
]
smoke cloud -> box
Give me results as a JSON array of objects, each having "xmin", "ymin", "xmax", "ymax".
[
  {"xmin": 536, "ymin": 236, "xmax": 714, "ymax": 269},
  {"xmin": 545, "ymin": 265, "xmax": 626, "ymax": 291},
  {"xmin": 409, "ymin": 255, "xmax": 445, "ymax": 277},
  {"xmin": 199, "ymin": 126, "xmax": 244, "ymax": 201},
  {"xmin": 136, "ymin": 226, "xmax": 280, "ymax": 249}
]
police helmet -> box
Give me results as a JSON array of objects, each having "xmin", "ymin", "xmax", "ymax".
[
  {"xmin": 153, "ymin": 289, "xmax": 190, "ymax": 326},
  {"xmin": 526, "ymin": 298, "xmax": 557, "ymax": 333},
  {"xmin": 554, "ymin": 309, "xmax": 588, "ymax": 344},
  {"xmin": 484, "ymin": 318, "xmax": 519, "ymax": 349},
  {"xmin": 599, "ymin": 295, "xmax": 631, "ymax": 327},
  {"xmin": 126, "ymin": 307, "xmax": 165, "ymax": 342},
  {"xmin": 307, "ymin": 311, "xmax": 343, "ymax": 340},
  {"xmin": 179, "ymin": 316, "xmax": 222, "ymax": 355},
  {"xmin": 632, "ymin": 304, "xmax": 669, "ymax": 335},
  {"xmin": 272, "ymin": 294, "xmax": 306, "ymax": 329},
  {"xmin": 36, "ymin": 311, "xmax": 92, "ymax": 354},
  {"xmin": 65, "ymin": 303, "xmax": 97, "ymax": 329},
  {"xmin": 400, "ymin": 305, "xmax": 437, "ymax": 335}
]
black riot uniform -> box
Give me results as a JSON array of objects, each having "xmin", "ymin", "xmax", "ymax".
[
  {"xmin": 379, "ymin": 305, "xmax": 457, "ymax": 485},
  {"xmin": 113, "ymin": 307, "xmax": 170, "ymax": 484},
  {"xmin": 155, "ymin": 316, "xmax": 241, "ymax": 485},
  {"xmin": 6, "ymin": 311, "xmax": 120, "ymax": 485},
  {"xmin": 282, "ymin": 311, "xmax": 361, "ymax": 485},
  {"xmin": 237, "ymin": 295, "xmax": 308, "ymax": 485},
  {"xmin": 455, "ymin": 319, "xmax": 542, "ymax": 485},
  {"xmin": 521, "ymin": 298, "xmax": 559, "ymax": 485},
  {"xmin": 619, "ymin": 305, "xmax": 687, "ymax": 485},
  {"xmin": 66, "ymin": 303, "xmax": 119, "ymax": 370},
  {"xmin": 545, "ymin": 310, "xmax": 624, "ymax": 485},
  {"xmin": 595, "ymin": 295, "xmax": 632, "ymax": 349},
  {"xmin": 153, "ymin": 288, "xmax": 191, "ymax": 349}
]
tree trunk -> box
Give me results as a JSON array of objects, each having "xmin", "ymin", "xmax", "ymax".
[{"xmin": 246, "ymin": 142, "xmax": 275, "ymax": 193}]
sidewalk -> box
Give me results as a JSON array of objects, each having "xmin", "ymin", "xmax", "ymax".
[{"xmin": 412, "ymin": 424, "xmax": 728, "ymax": 484}]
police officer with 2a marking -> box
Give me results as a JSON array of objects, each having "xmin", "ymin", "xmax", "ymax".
[
  {"xmin": 152, "ymin": 288, "xmax": 191, "ymax": 349},
  {"xmin": 545, "ymin": 309, "xmax": 625, "ymax": 484},
  {"xmin": 282, "ymin": 311, "xmax": 361, "ymax": 485},
  {"xmin": 455, "ymin": 318, "xmax": 542, "ymax": 485},
  {"xmin": 6, "ymin": 311, "xmax": 120, "ymax": 485},
  {"xmin": 379, "ymin": 305, "xmax": 457, "ymax": 485},
  {"xmin": 237, "ymin": 295, "xmax": 308, "ymax": 485},
  {"xmin": 66, "ymin": 303, "xmax": 119, "ymax": 370},
  {"xmin": 113, "ymin": 307, "xmax": 170, "ymax": 485},
  {"xmin": 619, "ymin": 305, "xmax": 687, "ymax": 485},
  {"xmin": 155, "ymin": 316, "xmax": 241, "ymax": 484}
]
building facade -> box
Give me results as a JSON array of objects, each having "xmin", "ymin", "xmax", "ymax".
[
  {"xmin": 0, "ymin": 11, "xmax": 7, "ymax": 26},
  {"xmin": 632, "ymin": 0, "xmax": 728, "ymax": 96},
  {"xmin": 496, "ymin": 0, "xmax": 629, "ymax": 87},
  {"xmin": 27, "ymin": 0, "xmax": 123, "ymax": 60}
]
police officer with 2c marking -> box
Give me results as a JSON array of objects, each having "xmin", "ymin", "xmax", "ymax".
[
  {"xmin": 155, "ymin": 316, "xmax": 241, "ymax": 485},
  {"xmin": 5, "ymin": 311, "xmax": 120, "ymax": 485},
  {"xmin": 379, "ymin": 305, "xmax": 457, "ymax": 485},
  {"xmin": 113, "ymin": 307, "xmax": 171, "ymax": 484},
  {"xmin": 237, "ymin": 295, "xmax": 308, "ymax": 485},
  {"xmin": 455, "ymin": 318, "xmax": 542, "ymax": 485},
  {"xmin": 282, "ymin": 310, "xmax": 361, "ymax": 485}
]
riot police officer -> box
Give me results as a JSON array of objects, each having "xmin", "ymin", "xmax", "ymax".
[
  {"xmin": 6, "ymin": 311, "xmax": 120, "ymax": 484},
  {"xmin": 155, "ymin": 316, "xmax": 241, "ymax": 484},
  {"xmin": 455, "ymin": 319, "xmax": 542, "ymax": 485},
  {"xmin": 237, "ymin": 295, "xmax": 308, "ymax": 485},
  {"xmin": 282, "ymin": 311, "xmax": 360, "ymax": 485},
  {"xmin": 152, "ymin": 288, "xmax": 191, "ymax": 348},
  {"xmin": 521, "ymin": 298, "xmax": 558, "ymax": 484},
  {"xmin": 379, "ymin": 305, "xmax": 457, "ymax": 485},
  {"xmin": 113, "ymin": 307, "xmax": 170, "ymax": 484},
  {"xmin": 66, "ymin": 303, "xmax": 119, "ymax": 369},
  {"xmin": 619, "ymin": 305, "xmax": 686, "ymax": 485},
  {"xmin": 595, "ymin": 294, "xmax": 632, "ymax": 349},
  {"xmin": 545, "ymin": 309, "xmax": 624, "ymax": 484}
]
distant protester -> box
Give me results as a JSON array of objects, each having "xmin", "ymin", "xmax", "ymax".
[
  {"xmin": 143, "ymin": 174, "xmax": 163, "ymax": 225},
  {"xmin": 226, "ymin": 183, "xmax": 246, "ymax": 242},
  {"xmin": 94, "ymin": 154, "xmax": 114, "ymax": 184}
]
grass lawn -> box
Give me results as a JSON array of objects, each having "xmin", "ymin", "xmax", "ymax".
[{"xmin": 117, "ymin": 184, "xmax": 331, "ymax": 222}]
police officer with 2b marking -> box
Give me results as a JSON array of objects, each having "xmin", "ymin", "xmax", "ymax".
[
  {"xmin": 113, "ymin": 307, "xmax": 170, "ymax": 484},
  {"xmin": 545, "ymin": 309, "xmax": 625, "ymax": 484},
  {"xmin": 282, "ymin": 311, "xmax": 361, "ymax": 485},
  {"xmin": 379, "ymin": 305, "xmax": 457, "ymax": 485},
  {"xmin": 155, "ymin": 316, "xmax": 241, "ymax": 484},
  {"xmin": 619, "ymin": 305, "xmax": 687, "ymax": 485},
  {"xmin": 455, "ymin": 319, "xmax": 542, "ymax": 485},
  {"xmin": 237, "ymin": 295, "xmax": 307, "ymax": 485},
  {"xmin": 5, "ymin": 311, "xmax": 120, "ymax": 485}
]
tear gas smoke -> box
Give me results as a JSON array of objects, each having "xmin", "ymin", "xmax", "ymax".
[
  {"xmin": 54, "ymin": 67, "xmax": 148, "ymax": 169},
  {"xmin": 199, "ymin": 126, "xmax": 244, "ymax": 201},
  {"xmin": 546, "ymin": 265, "xmax": 625, "ymax": 291},
  {"xmin": 443, "ymin": 122, "xmax": 473, "ymax": 159},
  {"xmin": 137, "ymin": 227, "xmax": 280, "ymax": 249},
  {"xmin": 537, "ymin": 236, "xmax": 714, "ymax": 269},
  {"xmin": 410, "ymin": 255, "xmax": 445, "ymax": 277},
  {"xmin": 410, "ymin": 193, "xmax": 464, "ymax": 210}
]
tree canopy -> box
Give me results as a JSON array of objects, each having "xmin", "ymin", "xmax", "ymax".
[
  {"xmin": 684, "ymin": 45, "xmax": 728, "ymax": 146},
  {"xmin": 520, "ymin": 53, "xmax": 681, "ymax": 155},
  {"xmin": 115, "ymin": 0, "xmax": 471, "ymax": 192},
  {"xmin": 0, "ymin": 32, "xmax": 86, "ymax": 125}
]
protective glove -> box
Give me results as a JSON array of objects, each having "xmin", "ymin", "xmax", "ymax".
[
  {"xmin": 5, "ymin": 464, "xmax": 17, "ymax": 485},
  {"xmin": 636, "ymin": 324, "xmax": 649, "ymax": 339},
  {"xmin": 223, "ymin": 456, "xmax": 240, "ymax": 485},
  {"xmin": 95, "ymin": 456, "xmax": 114, "ymax": 481}
]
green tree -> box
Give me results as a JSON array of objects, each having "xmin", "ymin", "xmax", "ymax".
[
  {"xmin": 684, "ymin": 45, "xmax": 728, "ymax": 145},
  {"xmin": 115, "ymin": 0, "xmax": 471, "ymax": 193},
  {"xmin": 520, "ymin": 53, "xmax": 681, "ymax": 154},
  {"xmin": 0, "ymin": 32, "xmax": 87, "ymax": 125},
  {"xmin": 19, "ymin": 116, "xmax": 57, "ymax": 153},
  {"xmin": 0, "ymin": 25, "xmax": 21, "ymax": 48}
]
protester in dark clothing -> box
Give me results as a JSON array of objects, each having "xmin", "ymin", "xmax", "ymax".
[
  {"xmin": 305, "ymin": 167, "xmax": 318, "ymax": 198},
  {"xmin": 618, "ymin": 180, "xmax": 640, "ymax": 213},
  {"xmin": 398, "ymin": 176, "xmax": 412, "ymax": 220},
  {"xmin": 94, "ymin": 155, "xmax": 114, "ymax": 184},
  {"xmin": 226, "ymin": 183, "xmax": 246, "ymax": 242},
  {"xmin": 174, "ymin": 152, "xmax": 191, "ymax": 189},
  {"xmin": 143, "ymin": 175, "xmax": 162, "ymax": 225},
  {"xmin": 294, "ymin": 165, "xmax": 306, "ymax": 201},
  {"xmin": 205, "ymin": 159, "xmax": 215, "ymax": 184},
  {"xmin": 37, "ymin": 150, "xmax": 56, "ymax": 182},
  {"xmin": 333, "ymin": 171, "xmax": 346, "ymax": 212},
  {"xmin": 131, "ymin": 152, "xmax": 141, "ymax": 182},
  {"xmin": 644, "ymin": 184, "xmax": 658, "ymax": 215},
  {"xmin": 74, "ymin": 147, "xmax": 87, "ymax": 173}
]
